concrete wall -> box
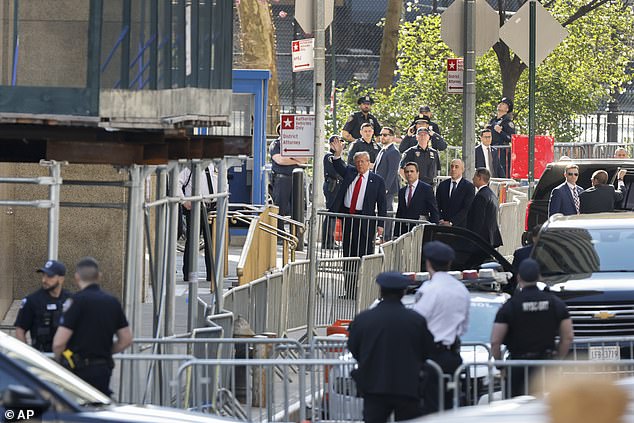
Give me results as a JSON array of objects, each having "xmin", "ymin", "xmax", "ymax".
[{"xmin": 0, "ymin": 163, "xmax": 127, "ymax": 316}]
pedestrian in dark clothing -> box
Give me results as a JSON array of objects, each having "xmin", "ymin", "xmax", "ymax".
[
  {"xmin": 395, "ymin": 162, "xmax": 439, "ymax": 236},
  {"xmin": 14, "ymin": 260, "xmax": 71, "ymax": 352},
  {"xmin": 322, "ymin": 135, "xmax": 343, "ymax": 248},
  {"xmin": 436, "ymin": 159, "xmax": 475, "ymax": 228},
  {"xmin": 548, "ymin": 163, "xmax": 584, "ymax": 216},
  {"xmin": 491, "ymin": 259, "xmax": 573, "ymax": 397},
  {"xmin": 53, "ymin": 257, "xmax": 132, "ymax": 396},
  {"xmin": 487, "ymin": 97, "xmax": 515, "ymax": 177},
  {"xmin": 579, "ymin": 169, "xmax": 626, "ymax": 213},
  {"xmin": 347, "ymin": 122, "xmax": 381, "ymax": 165},
  {"xmin": 475, "ymin": 128, "xmax": 506, "ymax": 179},
  {"xmin": 509, "ymin": 224, "xmax": 542, "ymax": 294},
  {"xmin": 342, "ymin": 95, "xmax": 382, "ymax": 141},
  {"xmin": 410, "ymin": 105, "xmax": 442, "ymax": 137},
  {"xmin": 466, "ymin": 168, "xmax": 503, "ymax": 248},
  {"xmin": 400, "ymin": 127, "xmax": 441, "ymax": 185},
  {"xmin": 400, "ymin": 116, "xmax": 447, "ymax": 153},
  {"xmin": 348, "ymin": 272, "xmax": 435, "ymax": 423}
]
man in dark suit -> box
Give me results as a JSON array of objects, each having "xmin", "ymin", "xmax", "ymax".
[
  {"xmin": 395, "ymin": 162, "xmax": 439, "ymax": 236},
  {"xmin": 322, "ymin": 135, "xmax": 344, "ymax": 248},
  {"xmin": 466, "ymin": 168, "xmax": 503, "ymax": 248},
  {"xmin": 475, "ymin": 128, "xmax": 505, "ymax": 179},
  {"xmin": 548, "ymin": 163, "xmax": 584, "ymax": 217},
  {"xmin": 329, "ymin": 138, "xmax": 387, "ymax": 298},
  {"xmin": 579, "ymin": 169, "xmax": 627, "ymax": 213},
  {"xmin": 374, "ymin": 127, "xmax": 401, "ymax": 240},
  {"xmin": 348, "ymin": 272, "xmax": 435, "ymax": 422},
  {"xmin": 436, "ymin": 159, "xmax": 475, "ymax": 228}
]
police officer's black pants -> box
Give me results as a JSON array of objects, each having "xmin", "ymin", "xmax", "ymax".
[
  {"xmin": 422, "ymin": 348, "xmax": 462, "ymax": 414},
  {"xmin": 183, "ymin": 208, "xmax": 213, "ymax": 281},
  {"xmin": 363, "ymin": 394, "xmax": 424, "ymax": 423},
  {"xmin": 75, "ymin": 364, "xmax": 113, "ymax": 396},
  {"xmin": 272, "ymin": 174, "xmax": 293, "ymax": 233},
  {"xmin": 341, "ymin": 215, "xmax": 375, "ymax": 298},
  {"xmin": 508, "ymin": 364, "xmax": 540, "ymax": 397}
]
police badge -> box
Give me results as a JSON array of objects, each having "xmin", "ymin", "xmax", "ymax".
[{"xmin": 415, "ymin": 151, "xmax": 420, "ymax": 157}]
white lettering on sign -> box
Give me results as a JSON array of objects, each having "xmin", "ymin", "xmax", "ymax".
[
  {"xmin": 447, "ymin": 57, "xmax": 464, "ymax": 94},
  {"xmin": 292, "ymin": 38, "xmax": 315, "ymax": 72}
]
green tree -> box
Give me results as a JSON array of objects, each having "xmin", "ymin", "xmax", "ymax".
[{"xmin": 332, "ymin": 0, "xmax": 634, "ymax": 144}]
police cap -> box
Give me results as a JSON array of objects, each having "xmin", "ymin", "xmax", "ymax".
[
  {"xmin": 416, "ymin": 126, "xmax": 431, "ymax": 134},
  {"xmin": 36, "ymin": 260, "xmax": 66, "ymax": 277},
  {"xmin": 376, "ymin": 272, "xmax": 411, "ymax": 290},
  {"xmin": 419, "ymin": 105, "xmax": 431, "ymax": 113},
  {"xmin": 519, "ymin": 258, "xmax": 540, "ymax": 283},
  {"xmin": 415, "ymin": 116, "xmax": 431, "ymax": 124},
  {"xmin": 500, "ymin": 97, "xmax": 514, "ymax": 113},
  {"xmin": 357, "ymin": 95, "xmax": 374, "ymax": 105},
  {"xmin": 328, "ymin": 135, "xmax": 340, "ymax": 143},
  {"xmin": 423, "ymin": 241, "xmax": 455, "ymax": 264}
]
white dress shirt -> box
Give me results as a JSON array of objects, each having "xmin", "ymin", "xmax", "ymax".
[
  {"xmin": 344, "ymin": 169, "xmax": 370, "ymax": 211},
  {"xmin": 449, "ymin": 177, "xmax": 462, "ymax": 197},
  {"xmin": 412, "ymin": 271, "xmax": 471, "ymax": 345},
  {"xmin": 483, "ymin": 145, "xmax": 491, "ymax": 173},
  {"xmin": 178, "ymin": 163, "xmax": 217, "ymax": 197}
]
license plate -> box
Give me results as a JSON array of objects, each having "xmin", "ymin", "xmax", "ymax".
[{"xmin": 589, "ymin": 346, "xmax": 621, "ymax": 361}]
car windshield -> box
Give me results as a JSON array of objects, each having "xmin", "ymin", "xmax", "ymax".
[
  {"xmin": 462, "ymin": 299, "xmax": 502, "ymax": 343},
  {"xmin": 0, "ymin": 333, "xmax": 111, "ymax": 406},
  {"xmin": 533, "ymin": 227, "xmax": 634, "ymax": 274}
]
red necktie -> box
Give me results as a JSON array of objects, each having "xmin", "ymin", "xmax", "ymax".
[
  {"xmin": 349, "ymin": 174, "xmax": 364, "ymax": 214},
  {"xmin": 407, "ymin": 184, "xmax": 413, "ymax": 206}
]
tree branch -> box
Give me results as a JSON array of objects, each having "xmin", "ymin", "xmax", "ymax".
[{"xmin": 562, "ymin": 0, "xmax": 611, "ymax": 26}]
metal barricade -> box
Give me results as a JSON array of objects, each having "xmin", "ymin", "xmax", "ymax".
[
  {"xmin": 454, "ymin": 359, "xmax": 634, "ymax": 409},
  {"xmin": 570, "ymin": 336, "xmax": 634, "ymax": 361},
  {"xmin": 357, "ymin": 253, "xmax": 384, "ymax": 311},
  {"xmin": 314, "ymin": 257, "xmax": 361, "ymax": 327},
  {"xmin": 379, "ymin": 239, "xmax": 396, "ymax": 272},
  {"xmin": 283, "ymin": 260, "xmax": 310, "ymax": 334},
  {"xmin": 264, "ymin": 272, "xmax": 285, "ymax": 337},
  {"xmin": 554, "ymin": 142, "xmax": 595, "ymax": 160}
]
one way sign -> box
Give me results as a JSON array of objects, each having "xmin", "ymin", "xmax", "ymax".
[{"xmin": 280, "ymin": 114, "xmax": 315, "ymax": 157}]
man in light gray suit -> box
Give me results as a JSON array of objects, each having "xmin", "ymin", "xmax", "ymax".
[{"xmin": 374, "ymin": 127, "xmax": 401, "ymax": 240}]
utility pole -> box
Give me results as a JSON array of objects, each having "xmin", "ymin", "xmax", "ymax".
[
  {"xmin": 462, "ymin": 0, "xmax": 476, "ymax": 177},
  {"xmin": 528, "ymin": 0, "xmax": 536, "ymax": 198},
  {"xmin": 306, "ymin": 0, "xmax": 325, "ymax": 343}
]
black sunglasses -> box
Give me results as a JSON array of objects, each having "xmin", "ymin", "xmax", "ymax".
[
  {"xmin": 380, "ymin": 133, "xmax": 391, "ymax": 137},
  {"xmin": 567, "ymin": 172, "xmax": 579, "ymax": 176}
]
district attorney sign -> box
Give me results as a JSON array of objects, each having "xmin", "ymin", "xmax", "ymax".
[
  {"xmin": 292, "ymin": 38, "xmax": 314, "ymax": 72},
  {"xmin": 279, "ymin": 114, "xmax": 315, "ymax": 157}
]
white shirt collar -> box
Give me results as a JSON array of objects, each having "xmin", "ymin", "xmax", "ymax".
[
  {"xmin": 381, "ymin": 142, "xmax": 393, "ymax": 150},
  {"xmin": 408, "ymin": 180, "xmax": 419, "ymax": 190},
  {"xmin": 451, "ymin": 176, "xmax": 462, "ymax": 184},
  {"xmin": 566, "ymin": 181, "xmax": 577, "ymax": 190}
]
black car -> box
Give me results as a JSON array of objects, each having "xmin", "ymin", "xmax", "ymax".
[
  {"xmin": 422, "ymin": 213, "xmax": 634, "ymax": 360},
  {"xmin": 523, "ymin": 159, "xmax": 634, "ymax": 244},
  {"xmin": 0, "ymin": 332, "xmax": 238, "ymax": 422}
]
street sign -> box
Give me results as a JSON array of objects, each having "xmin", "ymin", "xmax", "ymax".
[
  {"xmin": 292, "ymin": 38, "xmax": 315, "ymax": 72},
  {"xmin": 447, "ymin": 58, "xmax": 464, "ymax": 94},
  {"xmin": 280, "ymin": 114, "xmax": 315, "ymax": 157},
  {"xmin": 499, "ymin": 1, "xmax": 568, "ymax": 66},
  {"xmin": 294, "ymin": 0, "xmax": 334, "ymax": 34},
  {"xmin": 441, "ymin": 0, "xmax": 500, "ymax": 57}
]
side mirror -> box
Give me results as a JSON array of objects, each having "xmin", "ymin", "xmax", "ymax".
[{"xmin": 1, "ymin": 385, "xmax": 50, "ymax": 412}]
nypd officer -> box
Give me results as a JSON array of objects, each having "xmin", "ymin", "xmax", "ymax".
[
  {"xmin": 400, "ymin": 126, "xmax": 441, "ymax": 185},
  {"xmin": 322, "ymin": 135, "xmax": 343, "ymax": 248},
  {"xmin": 342, "ymin": 95, "xmax": 382, "ymax": 142},
  {"xmin": 270, "ymin": 123, "xmax": 309, "ymax": 232},
  {"xmin": 491, "ymin": 259, "xmax": 573, "ymax": 397},
  {"xmin": 487, "ymin": 97, "xmax": 516, "ymax": 177},
  {"xmin": 347, "ymin": 122, "xmax": 381, "ymax": 165},
  {"xmin": 14, "ymin": 260, "xmax": 71, "ymax": 352},
  {"xmin": 53, "ymin": 257, "xmax": 132, "ymax": 396},
  {"xmin": 348, "ymin": 272, "xmax": 435, "ymax": 422}
]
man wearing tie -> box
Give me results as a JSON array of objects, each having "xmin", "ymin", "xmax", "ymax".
[
  {"xmin": 329, "ymin": 138, "xmax": 387, "ymax": 298},
  {"xmin": 475, "ymin": 128, "xmax": 505, "ymax": 179},
  {"xmin": 395, "ymin": 162, "xmax": 439, "ymax": 236},
  {"xmin": 548, "ymin": 163, "xmax": 584, "ymax": 216},
  {"xmin": 467, "ymin": 168, "xmax": 503, "ymax": 248},
  {"xmin": 374, "ymin": 127, "xmax": 401, "ymax": 239},
  {"xmin": 436, "ymin": 159, "xmax": 475, "ymax": 228}
]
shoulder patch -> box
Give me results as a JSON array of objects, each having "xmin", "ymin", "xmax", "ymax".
[
  {"xmin": 508, "ymin": 122, "xmax": 515, "ymax": 129},
  {"xmin": 62, "ymin": 298, "xmax": 73, "ymax": 313},
  {"xmin": 347, "ymin": 114, "xmax": 354, "ymax": 123},
  {"xmin": 19, "ymin": 298, "xmax": 27, "ymax": 309}
]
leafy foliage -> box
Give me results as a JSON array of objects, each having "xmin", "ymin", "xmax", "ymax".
[{"xmin": 329, "ymin": 1, "xmax": 634, "ymax": 144}]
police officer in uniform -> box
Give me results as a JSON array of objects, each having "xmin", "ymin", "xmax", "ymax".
[
  {"xmin": 270, "ymin": 124, "xmax": 308, "ymax": 232},
  {"xmin": 348, "ymin": 272, "xmax": 435, "ymax": 422},
  {"xmin": 411, "ymin": 105, "xmax": 442, "ymax": 136},
  {"xmin": 322, "ymin": 135, "xmax": 343, "ymax": 248},
  {"xmin": 14, "ymin": 260, "xmax": 71, "ymax": 352},
  {"xmin": 347, "ymin": 122, "xmax": 381, "ymax": 165},
  {"xmin": 491, "ymin": 259, "xmax": 573, "ymax": 397},
  {"xmin": 400, "ymin": 127, "xmax": 441, "ymax": 185},
  {"xmin": 53, "ymin": 257, "xmax": 132, "ymax": 396},
  {"xmin": 400, "ymin": 116, "xmax": 447, "ymax": 153},
  {"xmin": 342, "ymin": 95, "xmax": 382, "ymax": 142},
  {"xmin": 487, "ymin": 97, "xmax": 515, "ymax": 177}
]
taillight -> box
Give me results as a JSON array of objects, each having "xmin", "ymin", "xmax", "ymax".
[{"xmin": 524, "ymin": 200, "xmax": 533, "ymax": 231}]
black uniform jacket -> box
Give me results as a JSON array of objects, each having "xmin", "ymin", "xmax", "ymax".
[
  {"xmin": 466, "ymin": 185, "xmax": 503, "ymax": 248},
  {"xmin": 579, "ymin": 184, "xmax": 624, "ymax": 214},
  {"xmin": 347, "ymin": 298, "xmax": 435, "ymax": 398}
]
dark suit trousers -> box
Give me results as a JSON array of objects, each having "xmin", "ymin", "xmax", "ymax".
[
  {"xmin": 363, "ymin": 393, "xmax": 424, "ymax": 423},
  {"xmin": 422, "ymin": 348, "xmax": 462, "ymax": 414},
  {"xmin": 342, "ymin": 212, "xmax": 376, "ymax": 295},
  {"xmin": 183, "ymin": 208, "xmax": 213, "ymax": 282}
]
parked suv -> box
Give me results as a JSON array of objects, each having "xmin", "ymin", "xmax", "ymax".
[{"xmin": 523, "ymin": 159, "xmax": 634, "ymax": 244}]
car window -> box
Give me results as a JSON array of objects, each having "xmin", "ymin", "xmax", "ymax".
[
  {"xmin": 0, "ymin": 364, "xmax": 23, "ymax": 393},
  {"xmin": 0, "ymin": 334, "xmax": 111, "ymax": 406},
  {"xmin": 462, "ymin": 300, "xmax": 502, "ymax": 343},
  {"xmin": 534, "ymin": 227, "xmax": 634, "ymax": 274}
]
